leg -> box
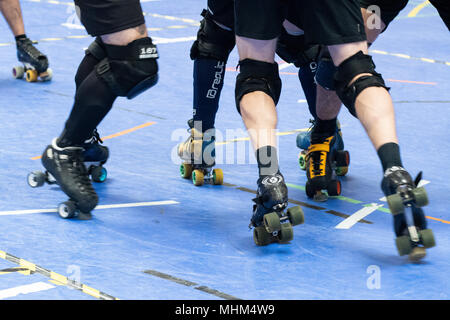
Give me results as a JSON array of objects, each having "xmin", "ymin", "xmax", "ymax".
[{"xmin": 0, "ymin": 0, "xmax": 24, "ymax": 36}]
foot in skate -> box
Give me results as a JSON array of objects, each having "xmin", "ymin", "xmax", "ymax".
[
  {"xmin": 250, "ymin": 173, "xmax": 304, "ymax": 246},
  {"xmin": 178, "ymin": 120, "xmax": 223, "ymax": 186},
  {"xmin": 13, "ymin": 37, "xmax": 52, "ymax": 82},
  {"xmin": 29, "ymin": 138, "xmax": 98, "ymax": 219},
  {"xmin": 382, "ymin": 167, "xmax": 435, "ymax": 261}
]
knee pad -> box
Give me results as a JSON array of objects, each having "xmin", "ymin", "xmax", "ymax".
[
  {"xmin": 276, "ymin": 28, "xmax": 320, "ymax": 68},
  {"xmin": 96, "ymin": 37, "xmax": 159, "ymax": 99},
  {"xmin": 235, "ymin": 59, "xmax": 282, "ymax": 114},
  {"xmin": 190, "ymin": 9, "xmax": 235, "ymax": 62},
  {"xmin": 75, "ymin": 38, "xmax": 106, "ymax": 88},
  {"xmin": 334, "ymin": 51, "xmax": 389, "ymax": 117}
]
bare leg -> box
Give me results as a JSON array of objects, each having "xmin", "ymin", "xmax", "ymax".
[
  {"xmin": 0, "ymin": 0, "xmax": 25, "ymax": 37},
  {"xmin": 101, "ymin": 23, "xmax": 148, "ymax": 46}
]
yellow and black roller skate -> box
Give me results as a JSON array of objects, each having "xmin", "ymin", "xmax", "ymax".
[
  {"xmin": 251, "ymin": 173, "xmax": 305, "ymax": 246},
  {"xmin": 304, "ymin": 133, "xmax": 348, "ymax": 202},
  {"xmin": 382, "ymin": 167, "xmax": 435, "ymax": 261},
  {"xmin": 178, "ymin": 120, "xmax": 223, "ymax": 186}
]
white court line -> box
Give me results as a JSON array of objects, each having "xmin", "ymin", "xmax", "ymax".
[
  {"xmin": 0, "ymin": 200, "xmax": 179, "ymax": 217},
  {"xmin": 335, "ymin": 203, "xmax": 383, "ymax": 229},
  {"xmin": 0, "ymin": 282, "xmax": 55, "ymax": 299},
  {"xmin": 279, "ymin": 62, "xmax": 293, "ymax": 70},
  {"xmin": 379, "ymin": 180, "xmax": 430, "ymax": 202}
]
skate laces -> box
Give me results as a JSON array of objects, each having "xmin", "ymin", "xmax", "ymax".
[
  {"xmin": 306, "ymin": 137, "xmax": 332, "ymax": 177},
  {"xmin": 62, "ymin": 149, "xmax": 96, "ymax": 195}
]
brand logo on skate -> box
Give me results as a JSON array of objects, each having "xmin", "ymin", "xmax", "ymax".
[{"xmin": 262, "ymin": 175, "xmax": 283, "ymax": 186}]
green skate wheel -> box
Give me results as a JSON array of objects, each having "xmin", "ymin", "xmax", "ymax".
[
  {"xmin": 180, "ymin": 163, "xmax": 192, "ymax": 179},
  {"xmin": 335, "ymin": 166, "xmax": 348, "ymax": 176},
  {"xmin": 412, "ymin": 187, "xmax": 429, "ymax": 208},
  {"xmin": 58, "ymin": 201, "xmax": 77, "ymax": 219},
  {"xmin": 395, "ymin": 235, "xmax": 413, "ymax": 256},
  {"xmin": 298, "ymin": 151, "xmax": 307, "ymax": 170},
  {"xmin": 419, "ymin": 229, "xmax": 436, "ymax": 248},
  {"xmin": 27, "ymin": 171, "xmax": 46, "ymax": 188},
  {"xmin": 90, "ymin": 166, "xmax": 107, "ymax": 183},
  {"xmin": 212, "ymin": 168, "xmax": 223, "ymax": 185},
  {"xmin": 327, "ymin": 180, "xmax": 341, "ymax": 197},
  {"xmin": 263, "ymin": 212, "xmax": 281, "ymax": 233},
  {"xmin": 278, "ymin": 223, "xmax": 294, "ymax": 244},
  {"xmin": 192, "ymin": 169, "xmax": 204, "ymax": 186},
  {"xmin": 287, "ymin": 206, "xmax": 304, "ymax": 226},
  {"xmin": 387, "ymin": 193, "xmax": 404, "ymax": 215},
  {"xmin": 253, "ymin": 226, "xmax": 272, "ymax": 246}
]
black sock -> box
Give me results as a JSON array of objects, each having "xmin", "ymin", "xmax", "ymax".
[
  {"xmin": 377, "ymin": 142, "xmax": 403, "ymax": 172},
  {"xmin": 15, "ymin": 34, "xmax": 27, "ymax": 42},
  {"xmin": 256, "ymin": 146, "xmax": 279, "ymax": 177}
]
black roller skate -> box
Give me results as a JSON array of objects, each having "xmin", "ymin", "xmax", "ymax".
[
  {"xmin": 82, "ymin": 129, "xmax": 109, "ymax": 183},
  {"xmin": 27, "ymin": 139, "xmax": 98, "ymax": 219},
  {"xmin": 297, "ymin": 119, "xmax": 349, "ymax": 176},
  {"xmin": 178, "ymin": 119, "xmax": 223, "ymax": 186},
  {"xmin": 250, "ymin": 173, "xmax": 305, "ymax": 246},
  {"xmin": 382, "ymin": 167, "xmax": 435, "ymax": 261},
  {"xmin": 304, "ymin": 132, "xmax": 349, "ymax": 202},
  {"xmin": 13, "ymin": 37, "xmax": 52, "ymax": 82}
]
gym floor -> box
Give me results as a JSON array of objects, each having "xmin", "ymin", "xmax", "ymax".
[{"xmin": 0, "ymin": 0, "xmax": 448, "ymax": 300}]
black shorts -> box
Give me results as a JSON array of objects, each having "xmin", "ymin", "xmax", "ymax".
[
  {"xmin": 74, "ymin": 0, "xmax": 145, "ymax": 36},
  {"xmin": 207, "ymin": 0, "xmax": 234, "ymax": 30}
]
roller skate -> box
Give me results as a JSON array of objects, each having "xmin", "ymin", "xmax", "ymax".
[
  {"xmin": 304, "ymin": 133, "xmax": 348, "ymax": 202},
  {"xmin": 13, "ymin": 37, "xmax": 52, "ymax": 82},
  {"xmin": 297, "ymin": 119, "xmax": 349, "ymax": 176},
  {"xmin": 27, "ymin": 139, "xmax": 99, "ymax": 220},
  {"xmin": 250, "ymin": 173, "xmax": 305, "ymax": 246},
  {"xmin": 382, "ymin": 167, "xmax": 435, "ymax": 261},
  {"xmin": 178, "ymin": 119, "xmax": 223, "ymax": 186}
]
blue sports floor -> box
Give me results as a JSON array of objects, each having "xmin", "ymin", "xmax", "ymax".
[{"xmin": 0, "ymin": 0, "xmax": 449, "ymax": 300}]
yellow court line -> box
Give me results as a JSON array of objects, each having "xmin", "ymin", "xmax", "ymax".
[
  {"xmin": 407, "ymin": 1, "xmax": 430, "ymax": 17},
  {"xmin": 30, "ymin": 121, "xmax": 156, "ymax": 160}
]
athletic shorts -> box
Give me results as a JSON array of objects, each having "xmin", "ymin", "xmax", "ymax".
[
  {"xmin": 207, "ymin": 0, "xmax": 235, "ymax": 30},
  {"xmin": 74, "ymin": 0, "xmax": 145, "ymax": 36}
]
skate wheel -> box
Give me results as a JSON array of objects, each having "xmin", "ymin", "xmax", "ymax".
[
  {"xmin": 419, "ymin": 229, "xmax": 436, "ymax": 248},
  {"xmin": 27, "ymin": 171, "xmax": 46, "ymax": 188},
  {"xmin": 305, "ymin": 181, "xmax": 315, "ymax": 198},
  {"xmin": 90, "ymin": 166, "xmax": 107, "ymax": 183},
  {"xmin": 180, "ymin": 163, "xmax": 192, "ymax": 179},
  {"xmin": 40, "ymin": 68, "xmax": 53, "ymax": 81},
  {"xmin": 327, "ymin": 180, "xmax": 341, "ymax": 197},
  {"xmin": 12, "ymin": 66, "xmax": 24, "ymax": 79},
  {"xmin": 395, "ymin": 235, "xmax": 412, "ymax": 256},
  {"xmin": 253, "ymin": 226, "xmax": 272, "ymax": 246},
  {"xmin": 287, "ymin": 206, "xmax": 304, "ymax": 226},
  {"xmin": 263, "ymin": 212, "xmax": 281, "ymax": 233},
  {"xmin": 335, "ymin": 166, "xmax": 348, "ymax": 176},
  {"xmin": 298, "ymin": 151, "xmax": 307, "ymax": 171},
  {"xmin": 278, "ymin": 223, "xmax": 294, "ymax": 244},
  {"xmin": 212, "ymin": 168, "xmax": 223, "ymax": 185},
  {"xmin": 335, "ymin": 150, "xmax": 350, "ymax": 167},
  {"xmin": 58, "ymin": 201, "xmax": 77, "ymax": 219},
  {"xmin": 387, "ymin": 193, "xmax": 404, "ymax": 215},
  {"xmin": 296, "ymin": 132, "xmax": 310, "ymax": 150},
  {"xmin": 26, "ymin": 69, "xmax": 38, "ymax": 82},
  {"xmin": 412, "ymin": 187, "xmax": 429, "ymax": 208},
  {"xmin": 192, "ymin": 169, "xmax": 204, "ymax": 186}
]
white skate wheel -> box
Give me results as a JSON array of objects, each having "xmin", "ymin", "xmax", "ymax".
[
  {"xmin": 27, "ymin": 171, "xmax": 46, "ymax": 188},
  {"xmin": 12, "ymin": 66, "xmax": 24, "ymax": 79},
  {"xmin": 58, "ymin": 201, "xmax": 77, "ymax": 219}
]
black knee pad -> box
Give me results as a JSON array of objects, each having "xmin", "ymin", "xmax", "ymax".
[
  {"xmin": 334, "ymin": 51, "xmax": 389, "ymax": 117},
  {"xmin": 96, "ymin": 37, "xmax": 159, "ymax": 99},
  {"xmin": 276, "ymin": 28, "xmax": 320, "ymax": 68},
  {"xmin": 75, "ymin": 38, "xmax": 106, "ymax": 88},
  {"xmin": 235, "ymin": 59, "xmax": 282, "ymax": 114},
  {"xmin": 190, "ymin": 9, "xmax": 235, "ymax": 61}
]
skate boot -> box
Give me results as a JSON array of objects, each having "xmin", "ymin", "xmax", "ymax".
[
  {"xmin": 250, "ymin": 172, "xmax": 304, "ymax": 246},
  {"xmin": 13, "ymin": 37, "xmax": 52, "ymax": 82},
  {"xmin": 382, "ymin": 167, "xmax": 435, "ymax": 261},
  {"xmin": 304, "ymin": 133, "xmax": 348, "ymax": 202},
  {"xmin": 82, "ymin": 129, "xmax": 109, "ymax": 183},
  {"xmin": 297, "ymin": 119, "xmax": 349, "ymax": 176},
  {"xmin": 28, "ymin": 139, "xmax": 98, "ymax": 219},
  {"xmin": 178, "ymin": 119, "xmax": 223, "ymax": 186}
]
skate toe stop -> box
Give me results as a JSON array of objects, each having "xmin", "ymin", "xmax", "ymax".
[
  {"xmin": 409, "ymin": 247, "xmax": 426, "ymax": 262},
  {"xmin": 78, "ymin": 212, "xmax": 93, "ymax": 220}
]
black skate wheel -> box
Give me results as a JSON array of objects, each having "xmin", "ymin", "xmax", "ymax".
[
  {"xmin": 305, "ymin": 181, "xmax": 315, "ymax": 198},
  {"xmin": 12, "ymin": 66, "xmax": 24, "ymax": 79},
  {"xmin": 278, "ymin": 223, "xmax": 294, "ymax": 244},
  {"xmin": 27, "ymin": 171, "xmax": 46, "ymax": 188},
  {"xmin": 395, "ymin": 235, "xmax": 413, "ymax": 256},
  {"xmin": 90, "ymin": 166, "xmax": 107, "ymax": 183},
  {"xmin": 412, "ymin": 187, "xmax": 429, "ymax": 208},
  {"xmin": 212, "ymin": 168, "xmax": 223, "ymax": 185},
  {"xmin": 58, "ymin": 201, "xmax": 77, "ymax": 219},
  {"xmin": 287, "ymin": 206, "xmax": 304, "ymax": 226},
  {"xmin": 180, "ymin": 163, "xmax": 192, "ymax": 179},
  {"xmin": 263, "ymin": 212, "xmax": 281, "ymax": 233},
  {"xmin": 327, "ymin": 180, "xmax": 341, "ymax": 197},
  {"xmin": 387, "ymin": 194, "xmax": 404, "ymax": 215},
  {"xmin": 192, "ymin": 169, "xmax": 204, "ymax": 186},
  {"xmin": 335, "ymin": 150, "xmax": 350, "ymax": 167},
  {"xmin": 419, "ymin": 229, "xmax": 436, "ymax": 248},
  {"xmin": 253, "ymin": 226, "xmax": 272, "ymax": 246}
]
